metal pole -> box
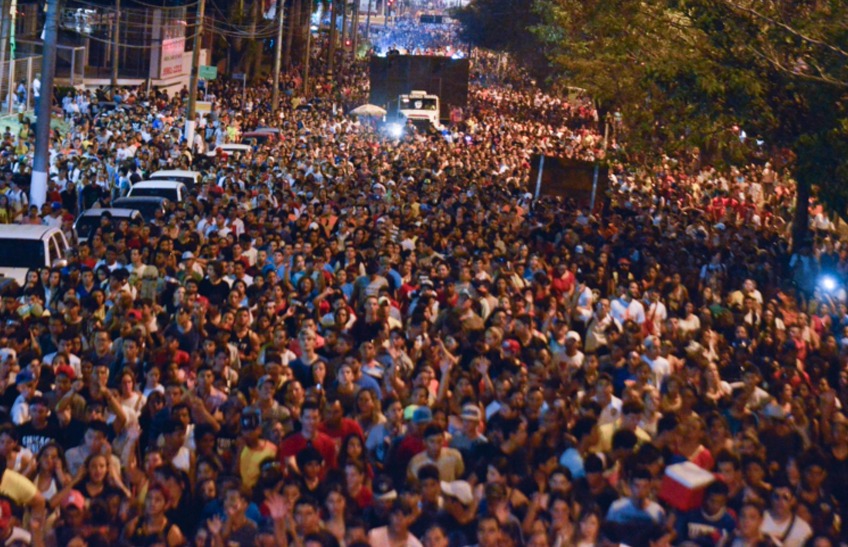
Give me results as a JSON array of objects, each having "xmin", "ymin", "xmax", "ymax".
[
  {"xmin": 0, "ymin": 0, "xmax": 10, "ymax": 114},
  {"xmin": 185, "ymin": 0, "xmax": 206, "ymax": 146},
  {"xmin": 111, "ymin": 0, "xmax": 120, "ymax": 90},
  {"xmin": 351, "ymin": 0, "xmax": 360, "ymax": 59},
  {"xmin": 303, "ymin": 22, "xmax": 311, "ymax": 96},
  {"xmin": 6, "ymin": 0, "xmax": 17, "ymax": 115},
  {"xmin": 590, "ymin": 163, "xmax": 599, "ymax": 211},
  {"xmin": 271, "ymin": 0, "xmax": 284, "ymax": 111},
  {"xmin": 534, "ymin": 155, "xmax": 544, "ymax": 200},
  {"xmin": 25, "ymin": 56, "xmax": 30, "ymax": 110},
  {"xmin": 365, "ymin": 0, "xmax": 372, "ymax": 39},
  {"xmin": 31, "ymin": 0, "xmax": 59, "ymax": 209},
  {"xmin": 340, "ymin": 0, "xmax": 348, "ymax": 57},
  {"xmin": 327, "ymin": 0, "xmax": 336, "ymax": 76}
]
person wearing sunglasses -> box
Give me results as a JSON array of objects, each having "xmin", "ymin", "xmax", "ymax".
[{"xmin": 760, "ymin": 476, "xmax": 812, "ymax": 547}]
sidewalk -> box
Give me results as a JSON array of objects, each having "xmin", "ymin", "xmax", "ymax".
[{"xmin": 0, "ymin": 109, "xmax": 69, "ymax": 137}]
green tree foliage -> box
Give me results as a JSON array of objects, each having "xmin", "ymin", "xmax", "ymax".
[
  {"xmin": 453, "ymin": 0, "xmax": 549, "ymax": 79},
  {"xmin": 458, "ymin": 0, "xmax": 848, "ymax": 242}
]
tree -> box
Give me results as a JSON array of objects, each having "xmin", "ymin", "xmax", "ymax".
[
  {"xmin": 520, "ymin": 0, "xmax": 848, "ymax": 246},
  {"xmin": 453, "ymin": 0, "xmax": 550, "ymax": 80}
]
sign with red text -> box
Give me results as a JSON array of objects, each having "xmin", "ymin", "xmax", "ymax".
[{"xmin": 160, "ymin": 38, "xmax": 186, "ymax": 79}]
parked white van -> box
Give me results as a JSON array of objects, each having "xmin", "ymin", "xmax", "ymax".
[
  {"xmin": 128, "ymin": 180, "xmax": 187, "ymax": 202},
  {"xmin": 0, "ymin": 225, "xmax": 70, "ymax": 285},
  {"xmin": 149, "ymin": 170, "xmax": 201, "ymax": 187}
]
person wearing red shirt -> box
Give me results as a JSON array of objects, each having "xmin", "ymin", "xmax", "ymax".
[
  {"xmin": 319, "ymin": 399, "xmax": 365, "ymax": 453},
  {"xmin": 550, "ymin": 262, "xmax": 576, "ymax": 299},
  {"xmin": 279, "ymin": 401, "xmax": 337, "ymax": 476}
]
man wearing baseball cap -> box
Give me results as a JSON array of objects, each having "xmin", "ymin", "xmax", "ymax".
[
  {"xmin": 238, "ymin": 409, "xmax": 276, "ymax": 489},
  {"xmin": 449, "ymin": 404, "xmax": 487, "ymax": 461}
]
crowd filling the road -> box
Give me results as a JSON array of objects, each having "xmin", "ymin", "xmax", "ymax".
[{"xmin": 0, "ymin": 16, "xmax": 844, "ymax": 547}]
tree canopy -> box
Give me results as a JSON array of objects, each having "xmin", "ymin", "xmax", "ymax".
[{"xmin": 458, "ymin": 0, "xmax": 848, "ymax": 242}]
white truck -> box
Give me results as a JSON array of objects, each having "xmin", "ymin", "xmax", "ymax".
[{"xmin": 398, "ymin": 90, "xmax": 441, "ymax": 128}]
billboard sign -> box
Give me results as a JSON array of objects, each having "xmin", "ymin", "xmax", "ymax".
[{"xmin": 160, "ymin": 37, "xmax": 186, "ymax": 79}]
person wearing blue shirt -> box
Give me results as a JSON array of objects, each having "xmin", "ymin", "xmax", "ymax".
[
  {"xmin": 606, "ymin": 467, "xmax": 666, "ymax": 528},
  {"xmin": 675, "ymin": 481, "xmax": 737, "ymax": 547},
  {"xmin": 559, "ymin": 416, "xmax": 599, "ymax": 480}
]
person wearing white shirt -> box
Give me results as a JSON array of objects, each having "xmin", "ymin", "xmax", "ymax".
[
  {"xmin": 367, "ymin": 502, "xmax": 423, "ymax": 547},
  {"xmin": 10, "ymin": 373, "xmax": 40, "ymax": 426},
  {"xmin": 43, "ymin": 344, "xmax": 82, "ymax": 378},
  {"xmin": 31, "ymin": 73, "xmax": 41, "ymax": 103},
  {"xmin": 572, "ymin": 281, "xmax": 595, "ymax": 327},
  {"xmin": 743, "ymin": 278, "xmax": 764, "ymax": 310},
  {"xmin": 610, "ymin": 283, "xmax": 646, "ymax": 326},
  {"xmin": 641, "ymin": 336, "xmax": 671, "ymax": 387},
  {"xmin": 585, "ymin": 299, "xmax": 622, "ymax": 354},
  {"xmin": 760, "ymin": 483, "xmax": 812, "ymax": 547},
  {"xmin": 595, "ymin": 374, "xmax": 623, "ymax": 427}
]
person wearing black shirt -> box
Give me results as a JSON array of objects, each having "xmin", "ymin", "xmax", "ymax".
[
  {"xmin": 17, "ymin": 396, "xmax": 60, "ymax": 455},
  {"xmin": 349, "ymin": 297, "xmax": 385, "ymax": 346},
  {"xmin": 198, "ymin": 261, "xmax": 231, "ymax": 308},
  {"xmin": 59, "ymin": 181, "xmax": 78, "ymax": 215},
  {"xmin": 80, "ymin": 179, "xmax": 102, "ymax": 211},
  {"xmin": 573, "ymin": 453, "xmax": 618, "ymax": 515}
]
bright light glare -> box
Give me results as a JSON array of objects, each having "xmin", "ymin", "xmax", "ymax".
[
  {"xmin": 821, "ymin": 276, "xmax": 837, "ymax": 292},
  {"xmin": 386, "ymin": 123, "xmax": 403, "ymax": 139}
]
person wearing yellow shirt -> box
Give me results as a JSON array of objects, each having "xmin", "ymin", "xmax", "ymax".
[
  {"xmin": 238, "ymin": 410, "xmax": 277, "ymax": 491},
  {"xmin": 594, "ymin": 400, "xmax": 652, "ymax": 453},
  {"xmin": 407, "ymin": 425, "xmax": 465, "ymax": 483},
  {"xmin": 0, "ymin": 466, "xmax": 45, "ymax": 518}
]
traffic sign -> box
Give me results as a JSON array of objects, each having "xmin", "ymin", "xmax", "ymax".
[
  {"xmin": 232, "ymin": 73, "xmax": 246, "ymax": 81},
  {"xmin": 199, "ymin": 65, "xmax": 217, "ymax": 80}
]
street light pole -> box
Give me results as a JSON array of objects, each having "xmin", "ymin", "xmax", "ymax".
[
  {"xmin": 111, "ymin": 0, "xmax": 120, "ymax": 90},
  {"xmin": 271, "ymin": 0, "xmax": 284, "ymax": 112},
  {"xmin": 0, "ymin": 0, "xmax": 10, "ymax": 111},
  {"xmin": 31, "ymin": 0, "xmax": 59, "ymax": 208},
  {"xmin": 6, "ymin": 0, "xmax": 17, "ymax": 115},
  {"xmin": 365, "ymin": 0, "xmax": 372, "ymax": 40},
  {"xmin": 185, "ymin": 0, "xmax": 206, "ymax": 147},
  {"xmin": 303, "ymin": 21, "xmax": 311, "ymax": 96},
  {"xmin": 351, "ymin": 0, "xmax": 360, "ymax": 60}
]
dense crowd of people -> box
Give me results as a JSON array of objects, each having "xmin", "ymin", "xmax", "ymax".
[{"xmin": 0, "ymin": 15, "xmax": 844, "ymax": 547}]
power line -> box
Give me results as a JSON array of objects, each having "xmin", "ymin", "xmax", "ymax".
[
  {"xmin": 206, "ymin": 20, "xmax": 279, "ymax": 39},
  {"xmin": 66, "ymin": 0, "xmax": 198, "ymax": 11},
  {"xmin": 79, "ymin": 27, "xmax": 203, "ymax": 49},
  {"xmin": 125, "ymin": 0, "xmax": 199, "ymax": 10}
]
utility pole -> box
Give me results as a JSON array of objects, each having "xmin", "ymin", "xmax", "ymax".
[
  {"xmin": 0, "ymin": 0, "xmax": 10, "ymax": 111},
  {"xmin": 365, "ymin": 0, "xmax": 372, "ymax": 40},
  {"xmin": 284, "ymin": 0, "xmax": 299, "ymax": 69},
  {"xmin": 327, "ymin": 0, "xmax": 336, "ymax": 76},
  {"xmin": 31, "ymin": 0, "xmax": 59, "ymax": 208},
  {"xmin": 351, "ymin": 0, "xmax": 359, "ymax": 58},
  {"xmin": 271, "ymin": 0, "xmax": 284, "ymax": 112},
  {"xmin": 6, "ymin": 0, "xmax": 17, "ymax": 114},
  {"xmin": 185, "ymin": 0, "xmax": 206, "ymax": 147},
  {"xmin": 111, "ymin": 0, "xmax": 120, "ymax": 91},
  {"xmin": 303, "ymin": 22, "xmax": 311, "ymax": 96},
  {"xmin": 340, "ymin": 0, "xmax": 348, "ymax": 60}
]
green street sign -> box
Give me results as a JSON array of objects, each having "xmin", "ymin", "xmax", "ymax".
[{"xmin": 198, "ymin": 65, "xmax": 217, "ymax": 80}]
